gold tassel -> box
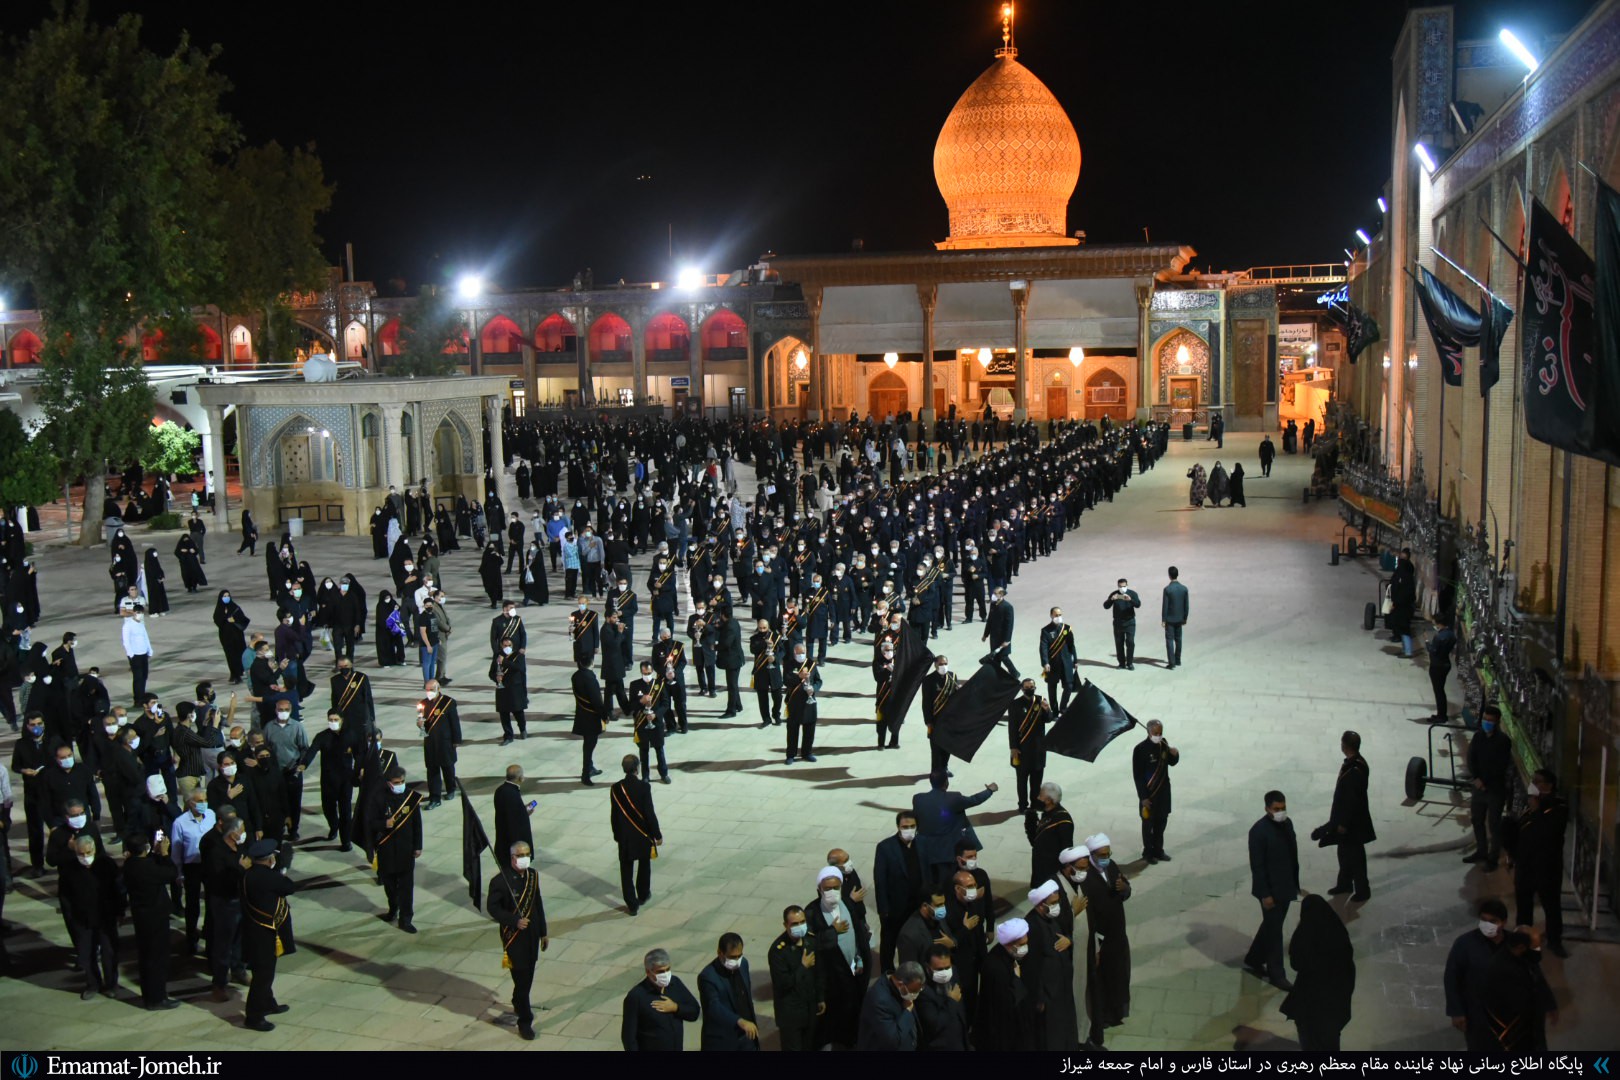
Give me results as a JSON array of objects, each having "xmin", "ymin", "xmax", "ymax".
[
  {"xmin": 370, "ymin": 852, "xmax": 378, "ymax": 871},
  {"xmin": 650, "ymin": 845, "xmax": 659, "ymax": 861},
  {"xmin": 502, "ymin": 950, "xmax": 512, "ymax": 970},
  {"xmin": 275, "ymin": 937, "xmax": 284, "ymax": 958}
]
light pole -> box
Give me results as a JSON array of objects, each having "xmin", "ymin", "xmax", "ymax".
[{"xmin": 456, "ymin": 273, "xmax": 484, "ymax": 378}]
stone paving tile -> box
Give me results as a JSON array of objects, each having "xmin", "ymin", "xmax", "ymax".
[{"xmin": 3, "ymin": 434, "xmax": 1616, "ymax": 1051}]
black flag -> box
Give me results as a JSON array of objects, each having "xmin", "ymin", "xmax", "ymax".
[
  {"xmin": 1414, "ymin": 265, "xmax": 1481, "ymax": 387},
  {"xmin": 461, "ymin": 788, "xmax": 490, "ymax": 910},
  {"xmin": 876, "ymin": 625, "xmax": 933, "ymax": 733},
  {"xmin": 1344, "ymin": 303, "xmax": 1382, "ymax": 364},
  {"xmin": 931, "ymin": 657, "xmax": 1022, "ymax": 763},
  {"xmin": 1522, "ymin": 197, "xmax": 1620, "ymax": 466},
  {"xmin": 1478, "ymin": 288, "xmax": 1513, "ymax": 397},
  {"xmin": 1588, "ymin": 179, "xmax": 1620, "ymax": 462},
  {"xmin": 1044, "ymin": 681, "xmax": 1139, "ymax": 762}
]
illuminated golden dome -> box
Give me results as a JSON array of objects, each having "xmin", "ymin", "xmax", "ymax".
[{"xmin": 933, "ymin": 13, "xmax": 1081, "ymax": 250}]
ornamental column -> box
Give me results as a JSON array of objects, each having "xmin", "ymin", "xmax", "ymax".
[
  {"xmin": 204, "ymin": 404, "xmax": 230, "ymax": 533},
  {"xmin": 1011, "ymin": 281, "xmax": 1030, "ymax": 421},
  {"xmin": 806, "ymin": 286, "xmax": 824, "ymax": 421},
  {"xmin": 919, "ymin": 283, "xmax": 938, "ymax": 438},
  {"xmin": 688, "ymin": 303, "xmax": 705, "ymax": 417}
]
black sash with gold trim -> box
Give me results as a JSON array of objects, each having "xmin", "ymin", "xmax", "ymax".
[
  {"xmin": 498, "ymin": 869, "xmax": 539, "ymax": 968},
  {"xmin": 372, "ymin": 789, "xmax": 424, "ymax": 865}
]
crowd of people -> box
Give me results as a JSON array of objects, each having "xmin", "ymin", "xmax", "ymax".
[{"xmin": 0, "ymin": 409, "xmax": 1570, "ymax": 1052}]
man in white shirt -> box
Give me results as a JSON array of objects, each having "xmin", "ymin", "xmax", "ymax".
[
  {"xmin": 122, "ymin": 605, "xmax": 154, "ymax": 708},
  {"xmin": 169, "ymin": 788, "xmax": 215, "ymax": 953}
]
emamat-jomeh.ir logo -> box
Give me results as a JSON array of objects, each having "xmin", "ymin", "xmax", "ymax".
[
  {"xmin": 8, "ymin": 1054, "xmax": 39, "ymax": 1080},
  {"xmin": 4, "ymin": 1055, "xmax": 223, "ymax": 1077}
]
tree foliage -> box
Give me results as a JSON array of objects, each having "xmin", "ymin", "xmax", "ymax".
[
  {"xmin": 141, "ymin": 421, "xmax": 202, "ymax": 477},
  {"xmin": 0, "ymin": 411, "xmax": 62, "ymax": 510},
  {"xmin": 215, "ymin": 141, "xmax": 333, "ymax": 362},
  {"xmin": 393, "ymin": 288, "xmax": 467, "ymax": 377},
  {"xmin": 0, "ymin": 1, "xmax": 237, "ymax": 540}
]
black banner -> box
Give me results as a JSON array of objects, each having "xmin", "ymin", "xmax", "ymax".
[
  {"xmin": 1045, "ymin": 680, "xmax": 1139, "ymax": 762},
  {"xmin": 930, "ymin": 657, "xmax": 1022, "ymax": 762},
  {"xmin": 460, "ymin": 788, "xmax": 489, "ymax": 911},
  {"xmin": 1588, "ymin": 179, "xmax": 1620, "ymax": 462},
  {"xmin": 1523, "ymin": 197, "xmax": 1620, "ymax": 466},
  {"xmin": 1478, "ymin": 288, "xmax": 1513, "ymax": 398},
  {"xmin": 877, "ymin": 624, "xmax": 932, "ymax": 732},
  {"xmin": 1344, "ymin": 303, "xmax": 1382, "ymax": 364},
  {"xmin": 1415, "ymin": 265, "xmax": 1481, "ymax": 388}
]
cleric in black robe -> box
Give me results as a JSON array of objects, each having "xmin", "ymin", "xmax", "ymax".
[
  {"xmin": 1078, "ymin": 833, "xmax": 1132, "ymax": 1045},
  {"xmin": 1024, "ymin": 880, "xmax": 1080, "ymax": 1050},
  {"xmin": 975, "ymin": 918, "xmax": 1039, "ymax": 1051},
  {"xmin": 174, "ymin": 534, "xmax": 207, "ymax": 593}
]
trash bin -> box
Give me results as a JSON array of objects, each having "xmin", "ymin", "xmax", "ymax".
[
  {"xmin": 287, "ymin": 516, "xmax": 305, "ymax": 538},
  {"xmin": 1182, "ymin": 422, "xmax": 1194, "ymax": 441},
  {"xmin": 1378, "ymin": 550, "xmax": 1397, "ymax": 573},
  {"xmin": 102, "ymin": 516, "xmax": 125, "ymax": 544}
]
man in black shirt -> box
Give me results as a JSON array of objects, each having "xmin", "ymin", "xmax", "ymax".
[{"xmin": 1464, "ymin": 704, "xmax": 1514, "ymax": 871}]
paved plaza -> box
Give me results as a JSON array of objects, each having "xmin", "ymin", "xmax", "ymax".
[{"xmin": 1, "ymin": 433, "xmax": 1614, "ymax": 1051}]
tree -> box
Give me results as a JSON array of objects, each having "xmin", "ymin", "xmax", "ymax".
[
  {"xmin": 0, "ymin": 2, "xmax": 237, "ymax": 543},
  {"xmin": 215, "ymin": 141, "xmax": 333, "ymax": 363},
  {"xmin": 141, "ymin": 421, "xmax": 201, "ymax": 477},
  {"xmin": 393, "ymin": 288, "xmax": 468, "ymax": 377},
  {"xmin": 0, "ymin": 411, "xmax": 63, "ymax": 511}
]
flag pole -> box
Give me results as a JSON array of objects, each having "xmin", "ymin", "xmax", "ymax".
[
  {"xmin": 1479, "ymin": 216, "xmax": 1529, "ymax": 271},
  {"xmin": 1404, "ymin": 265, "xmax": 1448, "ymax": 524},
  {"xmin": 1556, "ymin": 451, "xmax": 1572, "ymax": 669},
  {"xmin": 1430, "ymin": 247, "xmax": 1511, "ymax": 308}
]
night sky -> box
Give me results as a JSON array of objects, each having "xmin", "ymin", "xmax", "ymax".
[{"xmin": 1, "ymin": 0, "xmax": 1598, "ymax": 294}]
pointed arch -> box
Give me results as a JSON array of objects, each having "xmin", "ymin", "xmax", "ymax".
[
  {"xmin": 479, "ymin": 314, "xmax": 526, "ymax": 356},
  {"xmin": 536, "ymin": 312, "xmax": 576, "ymax": 355},
  {"xmin": 7, "ymin": 328, "xmax": 43, "ymax": 366}
]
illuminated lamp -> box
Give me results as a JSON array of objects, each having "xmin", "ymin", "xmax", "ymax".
[
  {"xmin": 1068, "ymin": 346, "xmax": 1083, "ymax": 368},
  {"xmin": 883, "ymin": 352, "xmax": 899, "ymax": 369}
]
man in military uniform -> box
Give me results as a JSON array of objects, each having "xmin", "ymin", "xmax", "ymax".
[
  {"xmin": 767, "ymin": 904, "xmax": 823, "ymax": 1051},
  {"xmin": 1132, "ymin": 719, "xmax": 1179, "ymax": 864},
  {"xmin": 415, "ymin": 679, "xmax": 458, "ymax": 809},
  {"xmin": 488, "ymin": 840, "xmax": 549, "ymax": 1040},
  {"xmin": 369, "ymin": 765, "xmax": 423, "ymax": 933}
]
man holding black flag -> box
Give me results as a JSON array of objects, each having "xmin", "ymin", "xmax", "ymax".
[{"xmin": 488, "ymin": 839, "xmax": 548, "ymax": 1040}]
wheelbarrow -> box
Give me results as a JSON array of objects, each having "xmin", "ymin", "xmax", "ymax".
[
  {"xmin": 1405, "ymin": 719, "xmax": 1472, "ymax": 801},
  {"xmin": 1363, "ymin": 578, "xmax": 1393, "ymax": 631}
]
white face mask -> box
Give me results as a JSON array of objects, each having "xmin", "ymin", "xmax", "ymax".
[
  {"xmin": 68, "ymin": 814, "xmax": 88, "ymax": 829},
  {"xmin": 1150, "ymin": 734, "xmax": 1163, "ymax": 745},
  {"xmin": 899, "ymin": 827, "xmax": 917, "ymax": 842},
  {"xmin": 931, "ymin": 967, "xmax": 953, "ymax": 985},
  {"xmin": 426, "ymin": 690, "xmax": 439, "ymax": 700},
  {"xmin": 1052, "ymin": 616, "xmax": 1063, "ymax": 625},
  {"xmin": 390, "ymin": 782, "xmax": 406, "ymax": 795},
  {"xmin": 328, "ymin": 721, "xmax": 341, "ymax": 732},
  {"xmin": 652, "ymin": 971, "xmax": 672, "ymax": 988},
  {"xmin": 128, "ymin": 737, "xmax": 141, "ymax": 752},
  {"xmin": 104, "ymin": 725, "xmax": 119, "ymax": 736},
  {"xmin": 936, "ymin": 665, "xmax": 948, "ymax": 676},
  {"xmin": 276, "ymin": 713, "xmax": 291, "ymax": 723},
  {"xmin": 514, "ymin": 856, "xmax": 532, "ymax": 872},
  {"xmin": 223, "ymin": 766, "xmax": 238, "ymax": 779},
  {"xmin": 1013, "ymin": 944, "xmax": 1029, "ymax": 959},
  {"xmin": 821, "ymin": 888, "xmax": 841, "ymax": 908},
  {"xmin": 722, "ymin": 957, "xmax": 742, "ymax": 971},
  {"xmin": 962, "ymin": 887, "xmax": 979, "ymax": 901},
  {"xmin": 78, "ymin": 854, "xmax": 95, "ymax": 867},
  {"xmin": 1479, "ymin": 920, "xmax": 1501, "ymax": 938},
  {"xmin": 1271, "ymin": 810, "xmax": 1288, "ymax": 824},
  {"xmin": 1045, "ymin": 902, "xmax": 1063, "ymax": 918}
]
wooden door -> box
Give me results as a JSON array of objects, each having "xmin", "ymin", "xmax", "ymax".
[
  {"xmin": 1045, "ymin": 386, "xmax": 1068, "ymax": 420},
  {"xmin": 1169, "ymin": 376, "xmax": 1199, "ymax": 421}
]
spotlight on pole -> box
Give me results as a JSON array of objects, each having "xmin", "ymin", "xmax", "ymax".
[
  {"xmin": 1355, "ymin": 229, "xmax": 1373, "ymax": 246},
  {"xmin": 676, "ymin": 267, "xmax": 704, "ymax": 290},
  {"xmin": 1414, "ymin": 142, "xmax": 1437, "ymax": 175},
  {"xmin": 456, "ymin": 273, "xmax": 484, "ymax": 301},
  {"xmin": 1377, "ymin": 197, "xmax": 1388, "ymax": 214}
]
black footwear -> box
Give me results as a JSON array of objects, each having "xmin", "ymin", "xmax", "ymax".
[
  {"xmin": 499, "ymin": 737, "xmax": 514, "ymax": 746},
  {"xmin": 339, "ymin": 843, "xmax": 353, "ymax": 853},
  {"xmin": 1462, "ymin": 851, "xmax": 1484, "ymax": 863},
  {"xmin": 1269, "ymin": 977, "xmax": 1295, "ymax": 991},
  {"xmin": 1157, "ymin": 852, "xmax": 1172, "ymax": 862},
  {"xmin": 1241, "ymin": 962, "xmax": 1268, "ymax": 980},
  {"xmin": 148, "ymin": 997, "xmax": 181, "ymax": 1012},
  {"xmin": 230, "ymin": 967, "xmax": 249, "ymax": 985},
  {"xmin": 803, "ymin": 754, "xmax": 818, "ymax": 762},
  {"xmin": 267, "ymin": 1003, "xmax": 290, "ymax": 1015},
  {"xmin": 590, "ymin": 766, "xmax": 603, "ymax": 776},
  {"xmin": 324, "ymin": 831, "xmax": 338, "ymax": 842},
  {"xmin": 627, "ymin": 906, "xmax": 639, "ymax": 917},
  {"xmin": 784, "ymin": 756, "xmax": 796, "ymax": 765},
  {"xmin": 759, "ymin": 721, "xmax": 771, "ymax": 729},
  {"xmin": 245, "ymin": 1019, "xmax": 276, "ymax": 1032},
  {"xmin": 81, "ymin": 989, "xmax": 97, "ymax": 1001},
  {"xmin": 1327, "ymin": 885, "xmax": 1352, "ymax": 896},
  {"xmin": 425, "ymin": 800, "xmax": 441, "ymax": 811},
  {"xmin": 659, "ymin": 776, "xmax": 670, "ymax": 784},
  {"xmin": 1350, "ymin": 892, "xmax": 1371, "ymax": 902},
  {"xmin": 1144, "ymin": 854, "xmax": 1160, "ymax": 865},
  {"xmin": 518, "ymin": 1024, "xmax": 536, "ymax": 1041},
  {"xmin": 399, "ymin": 923, "xmax": 418, "ymax": 934},
  {"xmin": 581, "ymin": 776, "xmax": 594, "ymax": 786},
  {"xmin": 379, "ymin": 911, "xmax": 397, "ymax": 923}
]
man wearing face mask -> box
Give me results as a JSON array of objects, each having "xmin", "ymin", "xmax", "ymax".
[
  {"xmin": 263, "ymin": 701, "xmax": 309, "ymax": 842},
  {"xmin": 783, "ymin": 645, "xmax": 821, "ymax": 765},
  {"xmin": 1025, "ymin": 878, "xmax": 1079, "ymax": 1050},
  {"xmin": 977, "ymin": 919, "xmax": 1038, "ymax": 1050},
  {"xmin": 1008, "ymin": 680, "xmax": 1051, "ymax": 813},
  {"xmin": 698, "ymin": 931, "xmax": 759, "ymax": 1050},
  {"xmin": 1039, "ymin": 608, "xmax": 1079, "ymax": 713},
  {"xmin": 808, "ymin": 865, "xmax": 869, "ymax": 1049},
  {"xmin": 646, "ymin": 555, "xmax": 677, "ymax": 645},
  {"xmin": 10, "ymin": 712, "xmax": 53, "ymax": 876},
  {"xmin": 1463, "ymin": 703, "xmax": 1513, "ymax": 871},
  {"xmin": 243, "ymin": 733, "xmax": 289, "ymax": 843},
  {"xmin": 1025, "ymin": 781, "xmax": 1073, "ymax": 889},
  {"xmin": 1442, "ymin": 898, "xmax": 1509, "ymax": 1051},
  {"xmin": 1244, "ymin": 792, "xmax": 1301, "ymax": 990},
  {"xmin": 1102, "ymin": 579, "xmax": 1141, "ymax": 670},
  {"xmin": 330, "ymin": 658, "xmax": 374, "ymax": 740},
  {"xmin": 121, "ymin": 604, "xmax": 154, "ymax": 708},
  {"xmin": 45, "ymin": 742, "xmax": 100, "ymax": 827},
  {"xmin": 241, "ymin": 838, "xmax": 296, "ymax": 1031},
  {"xmin": 201, "ymin": 812, "xmax": 250, "ymax": 1001},
  {"xmin": 917, "ymin": 942, "xmax": 970, "ymax": 1050},
  {"xmin": 168, "ymin": 788, "xmax": 214, "ymax": 955},
  {"xmin": 1078, "ymin": 833, "xmax": 1132, "ymax": 1047},
  {"xmin": 415, "ymin": 679, "xmax": 459, "ymax": 809},
  {"xmin": 1320, "ymin": 730, "xmax": 1373, "ymax": 902},
  {"xmin": 1501, "ymin": 768, "xmax": 1569, "ymax": 957},
  {"xmin": 490, "ymin": 636, "xmax": 529, "ymax": 745},
  {"xmin": 855, "ymin": 959, "xmax": 923, "ymax": 1050},
  {"xmin": 622, "ymin": 946, "xmax": 701, "ymax": 1051},
  {"xmin": 62, "ymin": 834, "xmax": 123, "ymax": 1000},
  {"xmin": 488, "ymin": 840, "xmax": 548, "ymax": 1041},
  {"xmin": 610, "ymin": 756, "xmax": 662, "ymax": 916},
  {"xmin": 873, "ymin": 812, "xmax": 924, "ymax": 972},
  {"xmin": 767, "ymin": 905, "xmax": 824, "ymax": 1051},
  {"xmin": 296, "ymin": 712, "xmax": 356, "ymax": 850},
  {"xmin": 921, "ymin": 655, "xmax": 958, "ymax": 773},
  {"xmin": 897, "ymin": 888, "xmax": 957, "ymax": 973},
  {"xmin": 569, "ymin": 597, "xmax": 599, "ymax": 671},
  {"xmin": 47, "ymin": 797, "xmax": 105, "ymax": 966},
  {"xmin": 369, "ymin": 765, "xmax": 423, "ymax": 933},
  {"xmin": 1132, "ymin": 720, "xmax": 1179, "ymax": 865},
  {"xmin": 983, "ymin": 586, "xmax": 1014, "ymax": 663}
]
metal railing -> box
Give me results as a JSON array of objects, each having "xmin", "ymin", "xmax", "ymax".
[{"xmin": 1239, "ymin": 264, "xmax": 1349, "ymax": 285}]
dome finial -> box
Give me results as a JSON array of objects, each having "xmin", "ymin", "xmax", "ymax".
[{"xmin": 997, "ymin": 2, "xmax": 1017, "ymax": 59}]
